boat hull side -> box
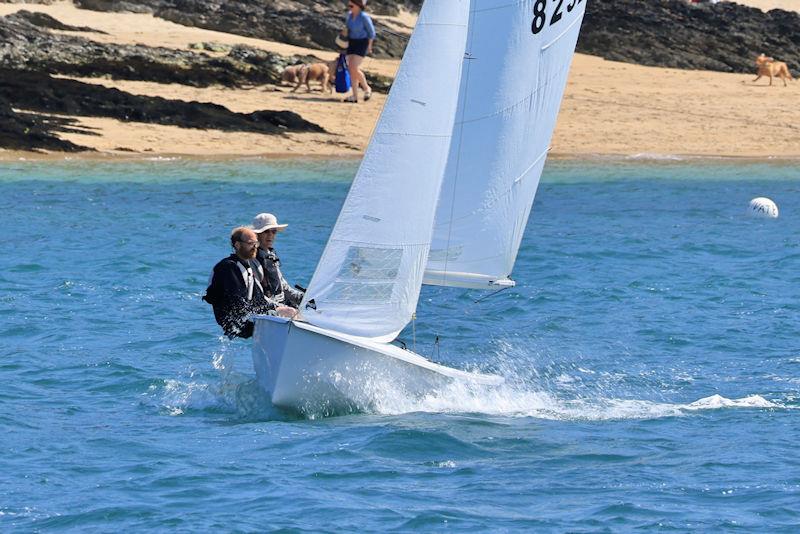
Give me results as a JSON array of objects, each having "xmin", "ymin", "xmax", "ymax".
[
  {"xmin": 253, "ymin": 317, "xmax": 458, "ymax": 415},
  {"xmin": 251, "ymin": 315, "xmax": 291, "ymax": 398}
]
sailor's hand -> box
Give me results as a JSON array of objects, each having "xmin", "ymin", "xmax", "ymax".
[{"xmin": 276, "ymin": 306, "xmax": 298, "ymax": 319}]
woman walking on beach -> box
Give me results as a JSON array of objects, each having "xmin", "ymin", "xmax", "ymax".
[{"xmin": 344, "ymin": 0, "xmax": 375, "ymax": 103}]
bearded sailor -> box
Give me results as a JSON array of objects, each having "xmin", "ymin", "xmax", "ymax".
[{"xmin": 203, "ymin": 226, "xmax": 296, "ymax": 339}]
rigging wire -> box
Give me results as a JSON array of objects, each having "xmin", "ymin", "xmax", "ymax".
[
  {"xmin": 473, "ymin": 285, "xmax": 512, "ymax": 304},
  {"xmin": 411, "ymin": 312, "xmax": 417, "ymax": 352},
  {"xmin": 438, "ymin": 8, "xmax": 477, "ymax": 290}
]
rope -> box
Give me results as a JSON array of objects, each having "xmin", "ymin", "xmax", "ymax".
[
  {"xmin": 412, "ymin": 312, "xmax": 416, "ymax": 352},
  {"xmin": 473, "ymin": 285, "xmax": 512, "ymax": 303}
]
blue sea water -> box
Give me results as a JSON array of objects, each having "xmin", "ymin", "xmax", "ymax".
[{"xmin": 1, "ymin": 157, "xmax": 798, "ymax": 531}]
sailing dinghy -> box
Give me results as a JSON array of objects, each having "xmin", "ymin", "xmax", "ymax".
[{"xmin": 253, "ymin": 0, "xmax": 587, "ymax": 414}]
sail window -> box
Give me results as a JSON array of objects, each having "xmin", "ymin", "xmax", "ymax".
[
  {"xmin": 428, "ymin": 244, "xmax": 463, "ymax": 263},
  {"xmin": 327, "ymin": 246, "xmax": 403, "ymax": 303}
]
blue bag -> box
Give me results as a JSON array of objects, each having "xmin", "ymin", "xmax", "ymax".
[{"xmin": 334, "ymin": 54, "xmax": 351, "ymax": 94}]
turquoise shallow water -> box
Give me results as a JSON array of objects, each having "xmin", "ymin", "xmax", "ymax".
[{"xmin": 1, "ymin": 158, "xmax": 799, "ymax": 531}]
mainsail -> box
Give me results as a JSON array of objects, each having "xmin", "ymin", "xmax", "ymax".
[
  {"xmin": 299, "ymin": 0, "xmax": 471, "ymax": 341},
  {"xmin": 425, "ymin": 0, "xmax": 587, "ymax": 289}
]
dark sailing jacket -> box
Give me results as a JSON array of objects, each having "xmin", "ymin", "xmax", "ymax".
[
  {"xmin": 203, "ymin": 254, "xmax": 276, "ymax": 339},
  {"xmin": 255, "ymin": 248, "xmax": 304, "ymax": 308}
]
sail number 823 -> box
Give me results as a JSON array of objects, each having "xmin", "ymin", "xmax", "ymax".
[{"xmin": 531, "ymin": 0, "xmax": 583, "ymax": 34}]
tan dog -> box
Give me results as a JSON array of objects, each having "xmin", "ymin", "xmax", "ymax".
[
  {"xmin": 296, "ymin": 62, "xmax": 331, "ymax": 93},
  {"xmin": 753, "ymin": 53, "xmax": 794, "ymax": 86},
  {"xmin": 281, "ymin": 63, "xmax": 332, "ymax": 93},
  {"xmin": 281, "ymin": 64, "xmax": 304, "ymax": 86}
]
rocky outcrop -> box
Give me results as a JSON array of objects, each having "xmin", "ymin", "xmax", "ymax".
[
  {"xmin": 0, "ymin": 69, "xmax": 324, "ymax": 139},
  {"xmin": 1, "ymin": 12, "xmax": 392, "ymax": 88},
  {"xmin": 0, "ymin": 13, "xmax": 289, "ymax": 87},
  {"xmin": 69, "ymin": 0, "xmax": 798, "ymax": 73},
  {"xmin": 0, "ymin": 96, "xmax": 86, "ymax": 152},
  {"xmin": 0, "ymin": 14, "xmax": 327, "ymax": 151},
  {"xmin": 74, "ymin": 0, "xmax": 416, "ymax": 58},
  {"xmin": 11, "ymin": 9, "xmax": 106, "ymax": 32},
  {"xmin": 0, "ymin": 0, "xmax": 60, "ymax": 4},
  {"xmin": 8, "ymin": 0, "xmax": 797, "ymax": 75},
  {"xmin": 579, "ymin": 0, "xmax": 800, "ymax": 73}
]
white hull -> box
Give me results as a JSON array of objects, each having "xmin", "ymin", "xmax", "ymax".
[{"xmin": 252, "ymin": 315, "xmax": 503, "ymax": 415}]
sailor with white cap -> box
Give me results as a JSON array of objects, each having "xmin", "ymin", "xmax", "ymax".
[{"xmin": 250, "ymin": 213, "xmax": 305, "ymax": 309}]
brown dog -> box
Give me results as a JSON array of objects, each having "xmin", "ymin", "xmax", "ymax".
[
  {"xmin": 281, "ymin": 63, "xmax": 331, "ymax": 93},
  {"xmin": 753, "ymin": 53, "xmax": 794, "ymax": 86},
  {"xmin": 281, "ymin": 64, "xmax": 303, "ymax": 86},
  {"xmin": 297, "ymin": 62, "xmax": 331, "ymax": 93}
]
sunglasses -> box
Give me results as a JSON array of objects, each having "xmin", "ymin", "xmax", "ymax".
[{"xmin": 238, "ymin": 240, "xmax": 259, "ymax": 247}]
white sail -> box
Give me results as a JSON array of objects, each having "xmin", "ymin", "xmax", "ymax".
[
  {"xmin": 425, "ymin": 0, "xmax": 587, "ymax": 289},
  {"xmin": 299, "ymin": 0, "xmax": 471, "ymax": 341}
]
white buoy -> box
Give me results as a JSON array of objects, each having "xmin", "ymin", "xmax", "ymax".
[{"xmin": 748, "ymin": 197, "xmax": 779, "ymax": 219}]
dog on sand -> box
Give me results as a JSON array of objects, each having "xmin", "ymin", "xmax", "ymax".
[
  {"xmin": 281, "ymin": 63, "xmax": 331, "ymax": 93},
  {"xmin": 753, "ymin": 53, "xmax": 794, "ymax": 86},
  {"xmin": 281, "ymin": 64, "xmax": 303, "ymax": 86}
]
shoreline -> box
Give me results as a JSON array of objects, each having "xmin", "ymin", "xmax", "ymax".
[
  {"xmin": 2, "ymin": 2, "xmax": 799, "ymax": 160},
  {"xmin": 3, "ymin": 149, "xmax": 799, "ymax": 164}
]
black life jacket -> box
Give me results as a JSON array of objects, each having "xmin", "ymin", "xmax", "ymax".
[{"xmin": 258, "ymin": 248, "xmax": 284, "ymax": 301}]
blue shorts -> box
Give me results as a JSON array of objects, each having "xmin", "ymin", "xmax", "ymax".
[{"xmin": 347, "ymin": 38, "xmax": 369, "ymax": 57}]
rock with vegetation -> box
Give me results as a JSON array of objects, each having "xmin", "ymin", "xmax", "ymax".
[
  {"xmin": 579, "ymin": 0, "xmax": 800, "ymax": 73},
  {"xmin": 71, "ymin": 0, "xmax": 799, "ymax": 73},
  {"xmin": 12, "ymin": 9, "xmax": 106, "ymax": 32},
  {"xmin": 74, "ymin": 0, "xmax": 417, "ymax": 58},
  {"xmin": 0, "ymin": 95, "xmax": 87, "ymax": 152},
  {"xmin": 1, "ymin": 69, "xmax": 325, "ymax": 135},
  {"xmin": 0, "ymin": 13, "xmax": 289, "ymax": 87}
]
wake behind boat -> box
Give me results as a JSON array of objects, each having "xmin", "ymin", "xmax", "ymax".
[{"xmin": 253, "ymin": 0, "xmax": 587, "ymax": 415}]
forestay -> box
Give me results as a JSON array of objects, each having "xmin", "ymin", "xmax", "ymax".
[
  {"xmin": 425, "ymin": 0, "xmax": 587, "ymax": 289},
  {"xmin": 300, "ymin": 0, "xmax": 470, "ymax": 341}
]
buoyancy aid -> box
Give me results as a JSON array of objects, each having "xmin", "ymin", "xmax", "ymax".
[
  {"xmin": 257, "ymin": 248, "xmax": 286, "ymax": 303},
  {"xmin": 203, "ymin": 255, "xmax": 273, "ymax": 338}
]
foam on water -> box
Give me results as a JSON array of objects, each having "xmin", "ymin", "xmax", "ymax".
[
  {"xmin": 153, "ymin": 343, "xmax": 781, "ymax": 422},
  {"xmin": 363, "ymin": 377, "xmax": 779, "ymax": 421}
]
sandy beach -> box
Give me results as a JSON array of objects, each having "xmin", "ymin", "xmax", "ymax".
[{"xmin": 1, "ymin": 1, "xmax": 798, "ymax": 160}]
